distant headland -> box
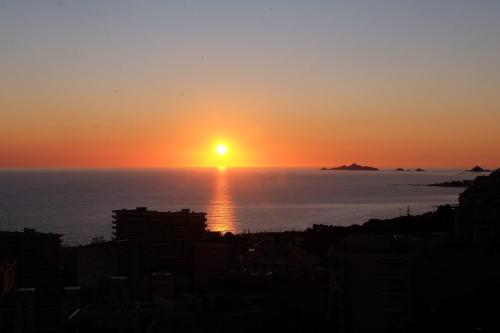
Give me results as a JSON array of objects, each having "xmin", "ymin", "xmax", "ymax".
[
  {"xmin": 321, "ymin": 163, "xmax": 378, "ymax": 171},
  {"xmin": 428, "ymin": 180, "xmax": 474, "ymax": 188}
]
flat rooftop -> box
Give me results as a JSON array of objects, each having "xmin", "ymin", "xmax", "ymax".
[{"xmin": 112, "ymin": 207, "xmax": 206, "ymax": 216}]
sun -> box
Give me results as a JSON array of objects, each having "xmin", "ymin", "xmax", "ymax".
[{"xmin": 216, "ymin": 144, "xmax": 228, "ymax": 156}]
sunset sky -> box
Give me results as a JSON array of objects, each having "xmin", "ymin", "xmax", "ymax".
[{"xmin": 1, "ymin": 1, "xmax": 500, "ymax": 168}]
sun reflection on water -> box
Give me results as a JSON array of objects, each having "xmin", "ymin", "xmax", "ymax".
[{"xmin": 207, "ymin": 168, "xmax": 236, "ymax": 234}]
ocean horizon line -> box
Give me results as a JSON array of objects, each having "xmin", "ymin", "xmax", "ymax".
[{"xmin": 0, "ymin": 165, "xmax": 492, "ymax": 171}]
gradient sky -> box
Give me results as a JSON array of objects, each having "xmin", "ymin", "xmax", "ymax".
[{"xmin": 1, "ymin": 0, "xmax": 500, "ymax": 168}]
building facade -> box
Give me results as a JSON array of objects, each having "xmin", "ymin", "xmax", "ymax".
[{"xmin": 112, "ymin": 207, "xmax": 207, "ymax": 274}]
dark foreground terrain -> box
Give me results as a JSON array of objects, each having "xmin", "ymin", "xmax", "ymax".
[{"xmin": 1, "ymin": 170, "xmax": 499, "ymax": 332}]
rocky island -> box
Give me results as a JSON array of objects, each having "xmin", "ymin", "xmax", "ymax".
[
  {"xmin": 466, "ymin": 165, "xmax": 491, "ymax": 172},
  {"xmin": 321, "ymin": 163, "xmax": 379, "ymax": 171}
]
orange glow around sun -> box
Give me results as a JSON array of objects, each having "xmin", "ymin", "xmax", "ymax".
[{"xmin": 192, "ymin": 138, "xmax": 250, "ymax": 168}]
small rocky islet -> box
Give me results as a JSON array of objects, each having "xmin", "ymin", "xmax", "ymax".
[{"xmin": 466, "ymin": 165, "xmax": 491, "ymax": 172}]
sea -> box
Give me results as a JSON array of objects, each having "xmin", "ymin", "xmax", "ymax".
[{"xmin": 0, "ymin": 168, "xmax": 481, "ymax": 245}]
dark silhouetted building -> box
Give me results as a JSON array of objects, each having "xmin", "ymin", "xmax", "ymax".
[
  {"xmin": 0, "ymin": 261, "xmax": 16, "ymax": 295},
  {"xmin": 66, "ymin": 300, "xmax": 167, "ymax": 333},
  {"xmin": 0, "ymin": 286, "xmax": 82, "ymax": 333},
  {"xmin": 76, "ymin": 239, "xmax": 149, "ymax": 296},
  {"xmin": 0, "ymin": 228, "xmax": 62, "ymax": 289},
  {"xmin": 329, "ymin": 232, "xmax": 500, "ymax": 332},
  {"xmin": 112, "ymin": 207, "xmax": 207, "ymax": 274},
  {"xmin": 329, "ymin": 235, "xmax": 433, "ymax": 333}
]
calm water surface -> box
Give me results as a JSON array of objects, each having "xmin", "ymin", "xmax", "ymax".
[{"xmin": 0, "ymin": 168, "xmax": 480, "ymax": 244}]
